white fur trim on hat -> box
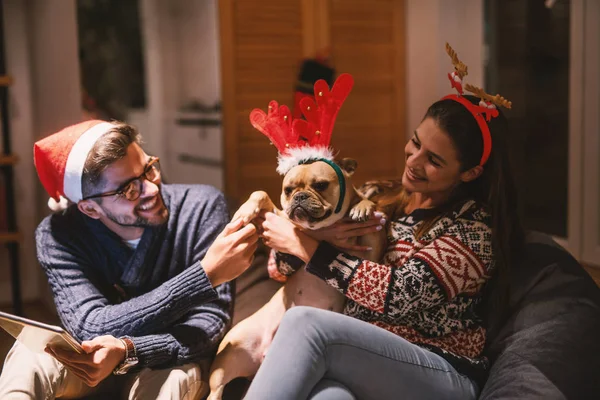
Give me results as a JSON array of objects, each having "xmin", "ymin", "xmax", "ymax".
[
  {"xmin": 48, "ymin": 196, "xmax": 70, "ymax": 212},
  {"xmin": 276, "ymin": 146, "xmax": 334, "ymax": 175},
  {"xmin": 63, "ymin": 122, "xmax": 116, "ymax": 202}
]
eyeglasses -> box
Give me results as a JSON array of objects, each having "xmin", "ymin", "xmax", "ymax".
[{"xmin": 83, "ymin": 157, "xmax": 161, "ymax": 202}]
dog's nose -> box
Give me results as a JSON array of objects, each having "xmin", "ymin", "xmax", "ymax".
[{"xmin": 293, "ymin": 192, "xmax": 309, "ymax": 202}]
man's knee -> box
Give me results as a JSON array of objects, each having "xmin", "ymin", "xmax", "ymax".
[
  {"xmin": 128, "ymin": 363, "xmax": 206, "ymax": 400},
  {"xmin": 0, "ymin": 341, "xmax": 64, "ymax": 398},
  {"xmin": 2, "ymin": 341, "xmax": 63, "ymax": 377},
  {"xmin": 167, "ymin": 366, "xmax": 200, "ymax": 387}
]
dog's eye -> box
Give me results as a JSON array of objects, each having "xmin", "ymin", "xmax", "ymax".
[
  {"xmin": 284, "ymin": 187, "xmax": 293, "ymax": 196},
  {"xmin": 312, "ymin": 182, "xmax": 329, "ymax": 192}
]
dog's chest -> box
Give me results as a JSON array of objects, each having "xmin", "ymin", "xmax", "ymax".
[{"xmin": 286, "ymin": 268, "xmax": 346, "ymax": 312}]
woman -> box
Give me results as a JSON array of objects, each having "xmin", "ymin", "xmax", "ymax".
[{"xmin": 244, "ymin": 94, "xmax": 524, "ymax": 400}]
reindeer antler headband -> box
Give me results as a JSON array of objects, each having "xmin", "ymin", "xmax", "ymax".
[
  {"xmin": 443, "ymin": 43, "xmax": 512, "ymax": 166},
  {"xmin": 249, "ymin": 73, "xmax": 354, "ymax": 213}
]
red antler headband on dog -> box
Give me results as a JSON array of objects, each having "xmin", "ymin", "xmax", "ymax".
[
  {"xmin": 250, "ymin": 73, "xmax": 354, "ymax": 175},
  {"xmin": 443, "ymin": 42, "xmax": 512, "ymax": 166},
  {"xmin": 249, "ymin": 73, "xmax": 354, "ymax": 214}
]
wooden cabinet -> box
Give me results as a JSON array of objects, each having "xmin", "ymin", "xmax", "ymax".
[{"xmin": 219, "ymin": 0, "xmax": 406, "ymax": 205}]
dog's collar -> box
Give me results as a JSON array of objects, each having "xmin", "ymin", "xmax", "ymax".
[{"xmin": 297, "ymin": 158, "xmax": 346, "ymax": 214}]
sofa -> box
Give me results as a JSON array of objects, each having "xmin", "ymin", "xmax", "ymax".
[
  {"xmin": 479, "ymin": 232, "xmax": 600, "ymax": 399},
  {"xmin": 228, "ymin": 231, "xmax": 600, "ymax": 399}
]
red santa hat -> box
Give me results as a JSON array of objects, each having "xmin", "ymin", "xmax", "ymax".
[{"xmin": 33, "ymin": 120, "xmax": 117, "ymax": 206}]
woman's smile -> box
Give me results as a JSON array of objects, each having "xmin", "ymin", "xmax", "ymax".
[{"xmin": 406, "ymin": 167, "xmax": 427, "ymax": 182}]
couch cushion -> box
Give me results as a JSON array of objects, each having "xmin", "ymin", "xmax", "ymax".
[
  {"xmin": 232, "ymin": 244, "xmax": 281, "ymax": 325},
  {"xmin": 480, "ymin": 233, "xmax": 600, "ymax": 399}
]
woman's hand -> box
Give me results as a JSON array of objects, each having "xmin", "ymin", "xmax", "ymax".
[
  {"xmin": 305, "ymin": 211, "xmax": 386, "ymax": 252},
  {"xmin": 261, "ymin": 212, "xmax": 319, "ymax": 263}
]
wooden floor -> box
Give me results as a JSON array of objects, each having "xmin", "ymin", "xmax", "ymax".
[{"xmin": 0, "ymin": 301, "xmax": 59, "ymax": 374}]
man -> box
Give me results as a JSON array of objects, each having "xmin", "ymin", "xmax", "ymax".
[{"xmin": 0, "ymin": 120, "xmax": 258, "ymax": 399}]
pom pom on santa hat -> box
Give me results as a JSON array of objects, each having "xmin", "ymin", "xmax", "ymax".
[{"xmin": 33, "ymin": 120, "xmax": 117, "ymax": 209}]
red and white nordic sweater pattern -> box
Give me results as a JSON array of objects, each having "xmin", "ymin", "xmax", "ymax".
[{"xmin": 275, "ymin": 199, "xmax": 494, "ymax": 376}]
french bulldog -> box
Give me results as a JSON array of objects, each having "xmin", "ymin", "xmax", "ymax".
[{"xmin": 207, "ymin": 157, "xmax": 387, "ymax": 400}]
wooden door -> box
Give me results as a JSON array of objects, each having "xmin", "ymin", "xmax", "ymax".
[{"xmin": 219, "ymin": 0, "xmax": 405, "ymax": 206}]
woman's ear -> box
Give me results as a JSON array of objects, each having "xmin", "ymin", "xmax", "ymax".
[
  {"xmin": 460, "ymin": 165, "xmax": 483, "ymax": 183},
  {"xmin": 77, "ymin": 199, "xmax": 103, "ymax": 219}
]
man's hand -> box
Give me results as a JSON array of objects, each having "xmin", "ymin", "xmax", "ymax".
[
  {"xmin": 202, "ymin": 218, "xmax": 259, "ymax": 287},
  {"xmin": 45, "ymin": 335, "xmax": 126, "ymax": 387}
]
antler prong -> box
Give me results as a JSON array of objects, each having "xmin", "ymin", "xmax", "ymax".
[
  {"xmin": 464, "ymin": 83, "xmax": 512, "ymax": 109},
  {"xmin": 445, "ymin": 42, "xmax": 468, "ymax": 79}
]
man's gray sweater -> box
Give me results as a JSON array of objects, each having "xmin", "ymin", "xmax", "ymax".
[{"xmin": 35, "ymin": 184, "xmax": 233, "ymax": 369}]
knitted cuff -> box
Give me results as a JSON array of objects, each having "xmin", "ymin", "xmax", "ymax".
[
  {"xmin": 166, "ymin": 262, "xmax": 218, "ymax": 309},
  {"xmin": 305, "ymin": 241, "xmax": 357, "ymax": 294}
]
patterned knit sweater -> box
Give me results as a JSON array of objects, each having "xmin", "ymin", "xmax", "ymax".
[{"xmin": 274, "ymin": 199, "xmax": 494, "ymax": 382}]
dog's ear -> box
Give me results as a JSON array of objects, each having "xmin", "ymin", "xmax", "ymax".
[{"xmin": 338, "ymin": 158, "xmax": 358, "ymax": 176}]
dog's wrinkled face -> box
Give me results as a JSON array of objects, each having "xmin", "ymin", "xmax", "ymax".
[{"xmin": 280, "ymin": 159, "xmax": 355, "ymax": 230}]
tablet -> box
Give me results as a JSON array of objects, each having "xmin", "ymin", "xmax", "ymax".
[{"xmin": 0, "ymin": 311, "xmax": 83, "ymax": 354}]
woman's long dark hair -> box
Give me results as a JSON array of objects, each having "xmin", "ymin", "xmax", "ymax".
[
  {"xmin": 426, "ymin": 96, "xmax": 525, "ymax": 317},
  {"xmin": 377, "ymin": 95, "xmax": 525, "ymax": 318}
]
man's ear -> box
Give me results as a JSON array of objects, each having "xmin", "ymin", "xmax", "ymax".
[
  {"xmin": 460, "ymin": 165, "xmax": 483, "ymax": 183},
  {"xmin": 338, "ymin": 158, "xmax": 358, "ymax": 176},
  {"xmin": 77, "ymin": 199, "xmax": 103, "ymax": 219}
]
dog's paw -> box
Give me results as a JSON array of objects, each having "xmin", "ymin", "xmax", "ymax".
[
  {"xmin": 232, "ymin": 201, "xmax": 261, "ymax": 225},
  {"xmin": 349, "ymin": 199, "xmax": 375, "ymax": 221}
]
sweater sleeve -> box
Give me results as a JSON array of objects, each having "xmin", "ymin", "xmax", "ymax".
[
  {"xmin": 38, "ymin": 242, "xmax": 218, "ymax": 341},
  {"xmin": 128, "ymin": 282, "xmax": 232, "ymax": 368},
  {"xmin": 269, "ymin": 249, "xmax": 306, "ymax": 277},
  {"xmin": 305, "ymin": 215, "xmax": 494, "ymax": 316}
]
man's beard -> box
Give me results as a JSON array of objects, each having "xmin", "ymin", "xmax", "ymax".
[{"xmin": 103, "ymin": 195, "xmax": 169, "ymax": 228}]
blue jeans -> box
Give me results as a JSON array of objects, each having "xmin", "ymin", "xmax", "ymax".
[{"xmin": 244, "ymin": 307, "xmax": 478, "ymax": 400}]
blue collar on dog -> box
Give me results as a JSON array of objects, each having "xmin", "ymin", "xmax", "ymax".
[{"xmin": 297, "ymin": 158, "xmax": 346, "ymax": 214}]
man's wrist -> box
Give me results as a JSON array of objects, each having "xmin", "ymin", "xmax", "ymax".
[
  {"xmin": 202, "ymin": 260, "xmax": 222, "ymax": 287},
  {"xmin": 113, "ymin": 337, "xmax": 138, "ymax": 375},
  {"xmin": 116, "ymin": 338, "xmax": 127, "ymax": 362},
  {"xmin": 117, "ymin": 338, "xmax": 128, "ymax": 361}
]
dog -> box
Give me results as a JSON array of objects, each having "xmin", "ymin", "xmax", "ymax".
[{"xmin": 207, "ymin": 157, "xmax": 387, "ymax": 400}]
